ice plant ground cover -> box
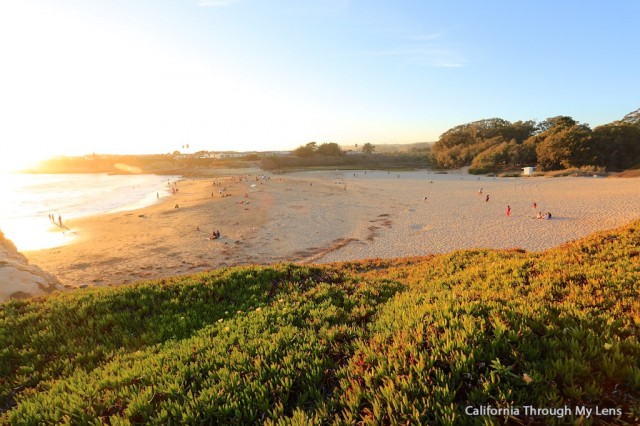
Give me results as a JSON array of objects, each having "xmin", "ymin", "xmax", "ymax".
[{"xmin": 1, "ymin": 220, "xmax": 639, "ymax": 424}]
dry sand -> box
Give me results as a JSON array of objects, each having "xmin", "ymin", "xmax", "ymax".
[{"xmin": 24, "ymin": 168, "xmax": 640, "ymax": 289}]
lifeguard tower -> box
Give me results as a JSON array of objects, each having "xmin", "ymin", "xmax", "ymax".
[{"xmin": 522, "ymin": 166, "xmax": 536, "ymax": 176}]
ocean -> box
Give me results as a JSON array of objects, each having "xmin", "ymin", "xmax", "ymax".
[{"xmin": 1, "ymin": 173, "xmax": 179, "ymax": 251}]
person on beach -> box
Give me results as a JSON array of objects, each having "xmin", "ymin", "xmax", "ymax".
[
  {"xmin": 533, "ymin": 201, "xmax": 537, "ymax": 209},
  {"xmin": 506, "ymin": 205, "xmax": 511, "ymax": 217},
  {"xmin": 478, "ymin": 188, "xmax": 483, "ymax": 195},
  {"xmin": 58, "ymin": 215, "xmax": 62, "ymax": 226},
  {"xmin": 486, "ymin": 194, "xmax": 490, "ymax": 202},
  {"xmin": 536, "ymin": 211, "xmax": 552, "ymax": 220}
]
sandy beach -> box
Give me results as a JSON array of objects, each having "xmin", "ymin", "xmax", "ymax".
[{"xmin": 23, "ymin": 168, "xmax": 640, "ymax": 289}]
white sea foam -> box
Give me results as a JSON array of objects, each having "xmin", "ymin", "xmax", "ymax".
[{"xmin": 0, "ymin": 173, "xmax": 179, "ymax": 251}]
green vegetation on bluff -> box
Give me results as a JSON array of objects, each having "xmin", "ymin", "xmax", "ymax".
[
  {"xmin": 1, "ymin": 221, "xmax": 640, "ymax": 424},
  {"xmin": 432, "ymin": 113, "xmax": 640, "ymax": 174}
]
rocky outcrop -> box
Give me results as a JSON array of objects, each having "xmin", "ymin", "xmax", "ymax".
[{"xmin": 0, "ymin": 230, "xmax": 62, "ymax": 302}]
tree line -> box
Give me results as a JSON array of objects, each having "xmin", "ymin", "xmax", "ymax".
[
  {"xmin": 293, "ymin": 141, "xmax": 375, "ymax": 157},
  {"xmin": 431, "ymin": 114, "xmax": 640, "ymax": 174},
  {"xmin": 261, "ymin": 141, "xmax": 430, "ymax": 171}
]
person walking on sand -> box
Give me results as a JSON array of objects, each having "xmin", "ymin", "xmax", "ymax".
[
  {"xmin": 485, "ymin": 194, "xmax": 490, "ymax": 202},
  {"xmin": 533, "ymin": 201, "xmax": 537, "ymax": 209},
  {"xmin": 506, "ymin": 205, "xmax": 511, "ymax": 217},
  {"xmin": 58, "ymin": 215, "xmax": 62, "ymax": 226}
]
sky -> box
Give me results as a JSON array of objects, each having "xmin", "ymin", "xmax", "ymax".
[{"xmin": 1, "ymin": 0, "xmax": 639, "ymax": 169}]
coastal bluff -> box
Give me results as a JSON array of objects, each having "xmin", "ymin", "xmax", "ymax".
[{"xmin": 0, "ymin": 230, "xmax": 61, "ymax": 302}]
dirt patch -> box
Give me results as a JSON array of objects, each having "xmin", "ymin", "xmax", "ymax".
[{"xmin": 297, "ymin": 238, "xmax": 360, "ymax": 262}]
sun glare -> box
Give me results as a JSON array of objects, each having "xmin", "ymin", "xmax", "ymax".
[
  {"xmin": 1, "ymin": 220, "xmax": 76, "ymax": 252},
  {"xmin": 0, "ymin": 152, "xmax": 52, "ymax": 174}
]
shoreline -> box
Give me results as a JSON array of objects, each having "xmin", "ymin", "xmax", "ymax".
[
  {"xmin": 1, "ymin": 173, "xmax": 183, "ymax": 252},
  {"xmin": 22, "ymin": 169, "xmax": 640, "ymax": 290}
]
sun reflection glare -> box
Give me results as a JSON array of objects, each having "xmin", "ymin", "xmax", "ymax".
[
  {"xmin": 1, "ymin": 219, "xmax": 77, "ymax": 252},
  {"xmin": 0, "ymin": 154, "xmax": 48, "ymax": 174}
]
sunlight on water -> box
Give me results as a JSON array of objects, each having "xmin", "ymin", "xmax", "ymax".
[
  {"xmin": 0, "ymin": 172, "xmax": 176, "ymax": 252},
  {"xmin": 2, "ymin": 219, "xmax": 77, "ymax": 252}
]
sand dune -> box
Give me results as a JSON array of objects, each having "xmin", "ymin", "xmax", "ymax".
[{"xmin": 24, "ymin": 168, "xmax": 640, "ymax": 289}]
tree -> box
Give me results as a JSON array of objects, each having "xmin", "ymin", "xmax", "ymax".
[
  {"xmin": 469, "ymin": 141, "xmax": 511, "ymax": 174},
  {"xmin": 502, "ymin": 120, "xmax": 536, "ymax": 143},
  {"xmin": 432, "ymin": 118, "xmax": 535, "ymax": 168},
  {"xmin": 362, "ymin": 143, "xmax": 375, "ymax": 155},
  {"xmin": 507, "ymin": 139, "xmax": 537, "ymax": 166},
  {"xmin": 591, "ymin": 123, "xmax": 640, "ymax": 170},
  {"xmin": 536, "ymin": 124, "xmax": 593, "ymax": 170},
  {"xmin": 294, "ymin": 142, "xmax": 317, "ymax": 157},
  {"xmin": 316, "ymin": 142, "xmax": 344, "ymax": 156},
  {"xmin": 535, "ymin": 116, "xmax": 577, "ymax": 134}
]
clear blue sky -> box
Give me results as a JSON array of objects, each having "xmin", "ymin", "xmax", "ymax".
[{"xmin": 1, "ymin": 0, "xmax": 638, "ymax": 166}]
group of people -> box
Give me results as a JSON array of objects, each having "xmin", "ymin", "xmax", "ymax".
[
  {"xmin": 210, "ymin": 230, "xmax": 221, "ymax": 239},
  {"xmin": 504, "ymin": 203, "xmax": 552, "ymax": 220},
  {"xmin": 48, "ymin": 213, "xmax": 63, "ymax": 227},
  {"xmin": 536, "ymin": 211, "xmax": 552, "ymax": 220},
  {"xmin": 533, "ymin": 201, "xmax": 552, "ymax": 219}
]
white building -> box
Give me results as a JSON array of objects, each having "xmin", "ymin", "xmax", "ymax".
[
  {"xmin": 522, "ymin": 166, "xmax": 536, "ymax": 176},
  {"xmin": 260, "ymin": 151, "xmax": 291, "ymax": 157},
  {"xmin": 211, "ymin": 153, "xmax": 246, "ymax": 159}
]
